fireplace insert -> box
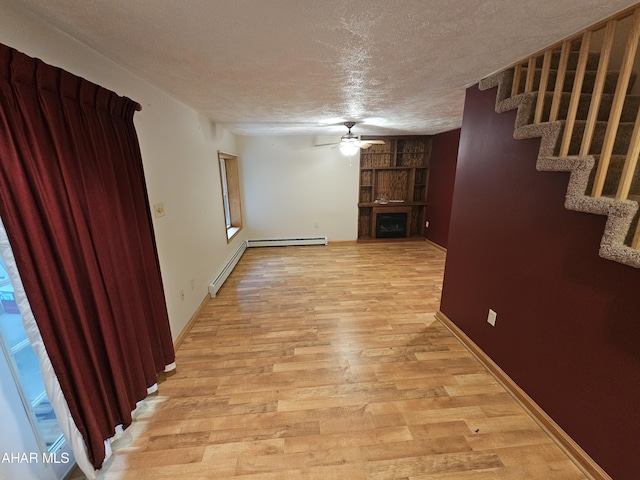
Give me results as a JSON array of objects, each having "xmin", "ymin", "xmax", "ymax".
[{"xmin": 375, "ymin": 212, "xmax": 407, "ymax": 238}]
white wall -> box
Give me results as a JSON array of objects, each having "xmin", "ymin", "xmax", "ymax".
[
  {"xmin": 238, "ymin": 135, "xmax": 359, "ymax": 242},
  {"xmin": 0, "ymin": 5, "xmax": 361, "ymax": 479},
  {"xmin": 0, "ymin": 0, "xmax": 246, "ymax": 341}
]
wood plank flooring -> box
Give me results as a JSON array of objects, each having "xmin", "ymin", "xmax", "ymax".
[{"xmin": 73, "ymin": 242, "xmax": 586, "ymax": 479}]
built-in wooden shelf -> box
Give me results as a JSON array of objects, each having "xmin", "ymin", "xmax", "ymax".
[
  {"xmin": 357, "ymin": 136, "xmax": 431, "ymax": 241},
  {"xmin": 358, "ymin": 201, "xmax": 427, "ymax": 207}
]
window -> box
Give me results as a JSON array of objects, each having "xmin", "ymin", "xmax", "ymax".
[{"xmin": 217, "ymin": 152, "xmax": 243, "ymax": 242}]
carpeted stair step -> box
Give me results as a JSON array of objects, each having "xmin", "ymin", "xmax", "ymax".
[
  {"xmin": 539, "ymin": 92, "xmax": 640, "ymax": 123},
  {"xmin": 584, "ymin": 154, "xmax": 640, "ymax": 197},
  {"xmin": 596, "ymin": 94, "xmax": 640, "ymax": 122},
  {"xmin": 479, "ymin": 63, "xmax": 640, "ymax": 268},
  {"xmin": 598, "ymin": 191, "xmax": 640, "ymax": 247},
  {"xmin": 598, "ymin": 192, "xmax": 640, "ymax": 247},
  {"xmin": 625, "ymin": 196, "xmax": 640, "ymax": 247},
  {"xmin": 519, "ymin": 68, "xmax": 635, "ymax": 96},
  {"xmin": 562, "ymin": 120, "xmax": 635, "ymax": 156},
  {"xmin": 549, "ymin": 50, "xmax": 601, "ymax": 70}
]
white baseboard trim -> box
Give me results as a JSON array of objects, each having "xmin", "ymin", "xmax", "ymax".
[{"xmin": 208, "ymin": 240, "xmax": 247, "ymax": 297}]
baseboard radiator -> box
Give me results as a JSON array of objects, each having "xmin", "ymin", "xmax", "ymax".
[
  {"xmin": 208, "ymin": 240, "xmax": 247, "ymax": 298},
  {"xmin": 246, "ymin": 237, "xmax": 328, "ymax": 247},
  {"xmin": 208, "ymin": 237, "xmax": 327, "ymax": 298}
]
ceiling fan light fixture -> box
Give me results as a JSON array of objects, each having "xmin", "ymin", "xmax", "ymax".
[
  {"xmin": 339, "ymin": 138, "xmax": 360, "ymax": 157},
  {"xmin": 311, "ymin": 122, "xmax": 382, "ymax": 156}
]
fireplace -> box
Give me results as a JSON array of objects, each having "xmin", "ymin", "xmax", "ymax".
[{"xmin": 375, "ymin": 212, "xmax": 407, "ymax": 238}]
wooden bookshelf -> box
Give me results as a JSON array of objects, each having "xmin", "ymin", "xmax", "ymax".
[{"xmin": 357, "ymin": 136, "xmax": 431, "ymax": 241}]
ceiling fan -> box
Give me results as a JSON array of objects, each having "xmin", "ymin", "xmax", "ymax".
[{"xmin": 315, "ymin": 122, "xmax": 386, "ymax": 156}]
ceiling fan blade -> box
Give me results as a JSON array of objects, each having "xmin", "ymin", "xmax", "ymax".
[
  {"xmin": 314, "ymin": 142, "xmax": 340, "ymax": 147},
  {"xmin": 359, "ymin": 139, "xmax": 386, "ymax": 149}
]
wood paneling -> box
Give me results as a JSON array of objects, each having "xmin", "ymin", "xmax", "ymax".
[{"xmin": 358, "ymin": 137, "xmax": 431, "ymax": 239}]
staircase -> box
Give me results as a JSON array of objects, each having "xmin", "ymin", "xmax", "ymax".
[{"xmin": 478, "ymin": 9, "xmax": 640, "ymax": 269}]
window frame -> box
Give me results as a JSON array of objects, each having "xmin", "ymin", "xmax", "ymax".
[{"xmin": 217, "ymin": 151, "xmax": 243, "ymax": 242}]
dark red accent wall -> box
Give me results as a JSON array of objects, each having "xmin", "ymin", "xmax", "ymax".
[
  {"xmin": 440, "ymin": 85, "xmax": 640, "ymax": 480},
  {"xmin": 425, "ymin": 129, "xmax": 460, "ymax": 248}
]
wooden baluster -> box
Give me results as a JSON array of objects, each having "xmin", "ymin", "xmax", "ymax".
[
  {"xmin": 512, "ymin": 63, "xmax": 523, "ymax": 97},
  {"xmin": 580, "ymin": 20, "xmax": 616, "ymax": 156},
  {"xmin": 633, "ymin": 224, "xmax": 640, "ymax": 249},
  {"xmin": 559, "ymin": 31, "xmax": 592, "ymax": 157},
  {"xmin": 525, "ymin": 56, "xmax": 537, "ymax": 93},
  {"xmin": 592, "ymin": 7, "xmax": 640, "ymax": 197},
  {"xmin": 616, "ymin": 106, "xmax": 640, "ymax": 200},
  {"xmin": 549, "ymin": 41, "xmax": 571, "ymax": 122},
  {"xmin": 534, "ymin": 50, "xmax": 553, "ymax": 124},
  {"xmin": 615, "ymin": 14, "xmax": 640, "ymax": 201}
]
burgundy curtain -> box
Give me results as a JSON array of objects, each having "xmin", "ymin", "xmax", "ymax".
[{"xmin": 0, "ymin": 43, "xmax": 175, "ymax": 468}]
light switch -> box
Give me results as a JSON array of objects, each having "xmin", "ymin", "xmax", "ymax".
[{"xmin": 153, "ymin": 202, "xmax": 166, "ymax": 217}]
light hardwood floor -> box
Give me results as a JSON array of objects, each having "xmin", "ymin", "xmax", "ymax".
[{"xmin": 70, "ymin": 241, "xmax": 586, "ymax": 479}]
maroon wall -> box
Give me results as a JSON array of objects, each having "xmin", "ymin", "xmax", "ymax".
[
  {"xmin": 425, "ymin": 129, "xmax": 460, "ymax": 248},
  {"xmin": 440, "ymin": 85, "xmax": 640, "ymax": 480}
]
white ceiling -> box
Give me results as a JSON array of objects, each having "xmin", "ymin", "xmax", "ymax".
[{"xmin": 11, "ymin": 0, "xmax": 640, "ymax": 137}]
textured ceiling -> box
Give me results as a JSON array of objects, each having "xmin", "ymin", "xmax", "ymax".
[{"xmin": 10, "ymin": 0, "xmax": 640, "ymax": 137}]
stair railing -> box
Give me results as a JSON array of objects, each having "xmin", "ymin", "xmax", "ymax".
[{"xmin": 507, "ymin": 5, "xmax": 640, "ymax": 249}]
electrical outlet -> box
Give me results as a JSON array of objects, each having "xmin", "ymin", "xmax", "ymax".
[
  {"xmin": 487, "ymin": 309, "xmax": 497, "ymax": 326},
  {"xmin": 180, "ymin": 290, "xmax": 185, "ymax": 302},
  {"xmin": 425, "ymin": 221, "xmax": 429, "ymax": 228},
  {"xmin": 190, "ymin": 279, "xmax": 195, "ymax": 290},
  {"xmin": 314, "ymin": 223, "xmax": 319, "ymax": 228}
]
